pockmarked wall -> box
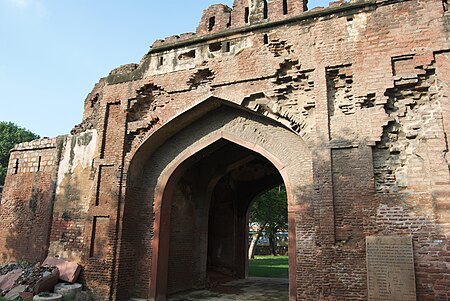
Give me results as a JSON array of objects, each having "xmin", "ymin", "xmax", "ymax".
[{"xmin": 1, "ymin": 0, "xmax": 449, "ymax": 300}]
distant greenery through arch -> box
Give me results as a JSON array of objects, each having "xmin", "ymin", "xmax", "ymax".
[
  {"xmin": 248, "ymin": 185, "xmax": 288, "ymax": 278},
  {"xmin": 248, "ymin": 185, "xmax": 288, "ymax": 259}
]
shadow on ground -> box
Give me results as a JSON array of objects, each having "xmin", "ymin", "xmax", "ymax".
[{"xmin": 168, "ymin": 277, "xmax": 288, "ymax": 301}]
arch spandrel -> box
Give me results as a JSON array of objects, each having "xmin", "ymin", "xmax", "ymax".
[
  {"xmin": 120, "ymin": 102, "xmax": 316, "ymax": 299},
  {"xmin": 1, "ymin": 1, "xmax": 448, "ymax": 300},
  {"xmin": 126, "ymin": 101, "xmax": 314, "ymax": 206},
  {"xmin": 125, "ymin": 94, "xmax": 316, "ymax": 178}
]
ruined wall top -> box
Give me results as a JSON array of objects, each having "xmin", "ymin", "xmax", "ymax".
[
  {"xmin": 196, "ymin": 4, "xmax": 232, "ymax": 35},
  {"xmin": 105, "ymin": 0, "xmax": 387, "ymax": 85},
  {"xmin": 10, "ymin": 137, "xmax": 60, "ymax": 152},
  {"xmin": 152, "ymin": 0, "xmax": 309, "ymax": 48}
]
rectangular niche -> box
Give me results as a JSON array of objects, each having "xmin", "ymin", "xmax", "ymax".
[
  {"xmin": 95, "ymin": 165, "xmax": 115, "ymax": 206},
  {"xmin": 100, "ymin": 103, "xmax": 121, "ymax": 159},
  {"xmin": 90, "ymin": 216, "xmax": 110, "ymax": 258}
]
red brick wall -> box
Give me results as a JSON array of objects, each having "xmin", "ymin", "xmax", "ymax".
[
  {"xmin": 1, "ymin": 0, "xmax": 449, "ymax": 300},
  {"xmin": 0, "ymin": 138, "xmax": 63, "ymax": 263}
]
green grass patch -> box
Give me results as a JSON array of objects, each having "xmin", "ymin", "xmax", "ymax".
[{"xmin": 248, "ymin": 255, "xmax": 289, "ymax": 278}]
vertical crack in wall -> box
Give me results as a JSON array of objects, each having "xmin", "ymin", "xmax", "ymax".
[
  {"xmin": 373, "ymin": 61, "xmax": 444, "ymax": 193},
  {"xmin": 434, "ymin": 52, "xmax": 450, "ymax": 177},
  {"xmin": 443, "ymin": 128, "xmax": 450, "ymax": 177}
]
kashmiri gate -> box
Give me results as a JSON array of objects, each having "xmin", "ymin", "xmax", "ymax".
[{"xmin": 1, "ymin": 0, "xmax": 450, "ymax": 300}]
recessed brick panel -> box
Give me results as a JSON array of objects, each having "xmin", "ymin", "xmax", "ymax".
[{"xmin": 1, "ymin": 0, "xmax": 450, "ymax": 300}]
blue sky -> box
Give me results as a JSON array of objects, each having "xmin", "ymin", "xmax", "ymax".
[{"xmin": 0, "ymin": 0, "xmax": 329, "ymax": 138}]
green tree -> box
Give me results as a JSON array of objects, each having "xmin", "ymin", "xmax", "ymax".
[
  {"xmin": 248, "ymin": 185, "xmax": 288, "ymax": 259},
  {"xmin": 0, "ymin": 122, "xmax": 39, "ymax": 186}
]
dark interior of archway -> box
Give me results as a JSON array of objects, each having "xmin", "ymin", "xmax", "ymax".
[{"xmin": 166, "ymin": 139, "xmax": 283, "ymax": 295}]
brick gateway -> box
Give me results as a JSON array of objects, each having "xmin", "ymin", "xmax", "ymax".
[{"xmin": 1, "ymin": 0, "xmax": 449, "ymax": 300}]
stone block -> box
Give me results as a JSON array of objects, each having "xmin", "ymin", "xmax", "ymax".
[
  {"xmin": 73, "ymin": 291, "xmax": 93, "ymax": 301},
  {"xmin": 19, "ymin": 291, "xmax": 34, "ymax": 301},
  {"xmin": 33, "ymin": 268, "xmax": 59, "ymax": 294},
  {"xmin": 33, "ymin": 293, "xmax": 63, "ymax": 301},
  {"xmin": 54, "ymin": 282, "xmax": 82, "ymax": 297},
  {"xmin": 4, "ymin": 284, "xmax": 28, "ymax": 300},
  {"xmin": 0, "ymin": 269, "xmax": 23, "ymax": 292},
  {"xmin": 42, "ymin": 257, "xmax": 81, "ymax": 283}
]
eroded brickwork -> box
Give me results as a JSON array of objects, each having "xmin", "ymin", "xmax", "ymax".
[
  {"xmin": 0, "ymin": 138, "xmax": 64, "ymax": 263},
  {"xmin": 1, "ymin": 0, "xmax": 449, "ymax": 300}
]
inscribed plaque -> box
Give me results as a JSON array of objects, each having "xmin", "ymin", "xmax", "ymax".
[{"xmin": 366, "ymin": 236, "xmax": 416, "ymax": 301}]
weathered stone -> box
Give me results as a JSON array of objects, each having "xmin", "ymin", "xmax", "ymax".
[
  {"xmin": 33, "ymin": 268, "xmax": 59, "ymax": 294},
  {"xmin": 19, "ymin": 291, "xmax": 34, "ymax": 301},
  {"xmin": 54, "ymin": 282, "xmax": 82, "ymax": 297},
  {"xmin": 32, "ymin": 293, "xmax": 63, "ymax": 301},
  {"xmin": 42, "ymin": 257, "xmax": 81, "ymax": 283},
  {"xmin": 0, "ymin": 0, "xmax": 449, "ymax": 300},
  {"xmin": 73, "ymin": 291, "xmax": 93, "ymax": 301},
  {"xmin": 0, "ymin": 269, "xmax": 22, "ymax": 292},
  {"xmin": 0, "ymin": 263, "xmax": 26, "ymax": 276},
  {"xmin": 366, "ymin": 236, "xmax": 416, "ymax": 301},
  {"xmin": 4, "ymin": 285, "xmax": 28, "ymax": 300},
  {"xmin": 13, "ymin": 265, "xmax": 57, "ymax": 291}
]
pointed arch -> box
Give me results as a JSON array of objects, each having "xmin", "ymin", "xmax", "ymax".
[{"xmin": 118, "ymin": 100, "xmax": 315, "ymax": 300}]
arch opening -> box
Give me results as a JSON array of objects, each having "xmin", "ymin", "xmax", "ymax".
[
  {"xmin": 117, "ymin": 104, "xmax": 314, "ymax": 300},
  {"xmin": 247, "ymin": 185, "xmax": 289, "ymax": 279},
  {"xmin": 159, "ymin": 139, "xmax": 289, "ymax": 299}
]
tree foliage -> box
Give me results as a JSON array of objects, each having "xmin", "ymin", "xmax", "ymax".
[
  {"xmin": 0, "ymin": 122, "xmax": 39, "ymax": 186},
  {"xmin": 249, "ymin": 185, "xmax": 287, "ymax": 257}
]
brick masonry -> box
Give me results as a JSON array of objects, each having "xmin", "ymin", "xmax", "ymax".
[
  {"xmin": 1, "ymin": 0, "xmax": 450, "ymax": 300},
  {"xmin": 0, "ymin": 138, "xmax": 64, "ymax": 263}
]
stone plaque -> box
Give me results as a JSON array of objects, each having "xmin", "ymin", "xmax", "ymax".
[{"xmin": 366, "ymin": 236, "xmax": 416, "ymax": 301}]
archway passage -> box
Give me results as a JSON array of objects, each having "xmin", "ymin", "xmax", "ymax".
[
  {"xmin": 163, "ymin": 139, "xmax": 285, "ymax": 295},
  {"xmin": 118, "ymin": 105, "xmax": 314, "ymax": 301}
]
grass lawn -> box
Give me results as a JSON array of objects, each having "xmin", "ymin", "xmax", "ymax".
[{"xmin": 248, "ymin": 255, "xmax": 289, "ymax": 278}]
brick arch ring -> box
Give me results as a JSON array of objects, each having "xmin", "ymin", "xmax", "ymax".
[{"xmin": 147, "ymin": 126, "xmax": 311, "ymax": 300}]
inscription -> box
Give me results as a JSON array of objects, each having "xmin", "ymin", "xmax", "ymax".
[{"xmin": 366, "ymin": 236, "xmax": 416, "ymax": 301}]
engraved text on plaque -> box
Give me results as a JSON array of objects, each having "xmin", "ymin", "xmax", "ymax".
[{"xmin": 366, "ymin": 236, "xmax": 416, "ymax": 301}]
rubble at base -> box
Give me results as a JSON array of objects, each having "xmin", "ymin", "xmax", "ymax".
[{"xmin": 0, "ymin": 258, "xmax": 89, "ymax": 301}]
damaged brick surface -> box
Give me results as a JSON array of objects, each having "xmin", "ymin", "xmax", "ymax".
[{"xmin": 0, "ymin": 0, "xmax": 449, "ymax": 300}]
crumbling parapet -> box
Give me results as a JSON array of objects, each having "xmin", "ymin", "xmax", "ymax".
[
  {"xmin": 1, "ymin": 0, "xmax": 449, "ymax": 300},
  {"xmin": 197, "ymin": 4, "xmax": 233, "ymax": 35}
]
